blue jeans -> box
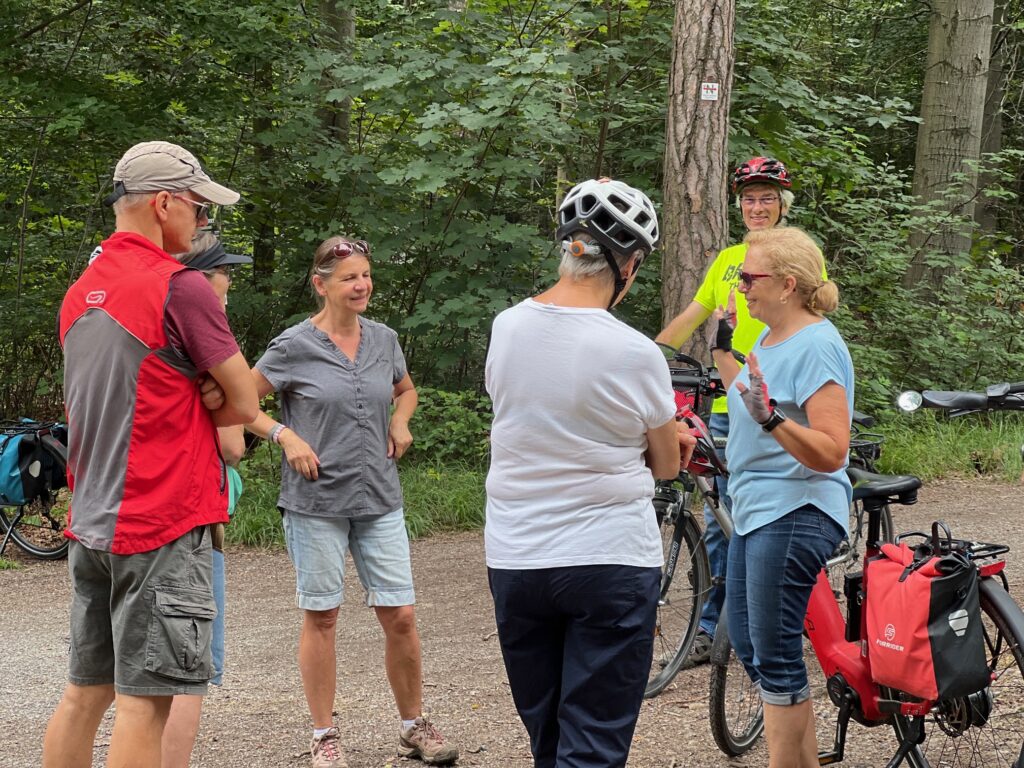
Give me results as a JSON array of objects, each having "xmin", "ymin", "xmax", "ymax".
[
  {"xmin": 211, "ymin": 548, "xmax": 226, "ymax": 686},
  {"xmin": 489, "ymin": 565, "xmax": 660, "ymax": 768},
  {"xmin": 698, "ymin": 412, "xmax": 730, "ymax": 637},
  {"xmin": 725, "ymin": 505, "xmax": 844, "ymax": 705}
]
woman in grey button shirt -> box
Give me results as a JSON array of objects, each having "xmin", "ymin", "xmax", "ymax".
[{"xmin": 248, "ymin": 237, "xmax": 458, "ymax": 767}]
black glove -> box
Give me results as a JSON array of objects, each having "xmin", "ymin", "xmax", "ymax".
[{"xmin": 706, "ymin": 315, "xmax": 734, "ymax": 354}]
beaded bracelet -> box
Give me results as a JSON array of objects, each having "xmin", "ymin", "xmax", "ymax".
[{"xmin": 269, "ymin": 423, "xmax": 287, "ymax": 444}]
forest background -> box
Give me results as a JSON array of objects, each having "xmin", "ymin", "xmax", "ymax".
[{"xmin": 2, "ymin": 0, "xmax": 1023, "ymax": 539}]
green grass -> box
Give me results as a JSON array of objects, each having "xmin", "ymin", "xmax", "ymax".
[
  {"xmin": 226, "ymin": 442, "xmax": 485, "ymax": 548},
  {"xmin": 873, "ymin": 412, "xmax": 1024, "ymax": 482},
  {"xmin": 0, "ymin": 556, "xmax": 17, "ymax": 570}
]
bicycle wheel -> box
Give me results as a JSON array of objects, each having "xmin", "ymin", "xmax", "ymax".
[
  {"xmin": 889, "ymin": 577, "xmax": 1024, "ymax": 767},
  {"xmin": 0, "ymin": 436, "xmax": 70, "ymax": 560},
  {"xmin": 709, "ymin": 622, "xmax": 764, "ymax": 755},
  {"xmin": 826, "ymin": 499, "xmax": 894, "ymax": 606},
  {"xmin": 646, "ymin": 485, "xmax": 710, "ymax": 698}
]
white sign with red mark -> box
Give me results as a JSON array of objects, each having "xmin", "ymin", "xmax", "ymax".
[{"xmin": 701, "ymin": 82, "xmax": 720, "ymax": 101}]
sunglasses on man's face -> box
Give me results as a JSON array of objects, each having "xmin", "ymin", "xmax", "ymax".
[
  {"xmin": 738, "ymin": 270, "xmax": 774, "ymax": 290},
  {"xmin": 171, "ymin": 193, "xmax": 212, "ymax": 222}
]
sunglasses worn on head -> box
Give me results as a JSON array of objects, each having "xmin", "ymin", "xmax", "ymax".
[
  {"xmin": 332, "ymin": 240, "xmax": 370, "ymax": 260},
  {"xmin": 738, "ymin": 270, "xmax": 773, "ymax": 289}
]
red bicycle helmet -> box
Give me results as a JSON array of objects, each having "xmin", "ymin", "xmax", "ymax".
[{"xmin": 732, "ymin": 156, "xmax": 792, "ymax": 193}]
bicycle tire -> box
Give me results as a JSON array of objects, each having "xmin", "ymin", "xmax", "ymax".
[
  {"xmin": 646, "ymin": 494, "xmax": 710, "ymax": 698},
  {"xmin": 889, "ymin": 577, "xmax": 1024, "ymax": 767},
  {"xmin": 708, "ymin": 620, "xmax": 764, "ymax": 755},
  {"xmin": 0, "ymin": 435, "xmax": 70, "ymax": 560}
]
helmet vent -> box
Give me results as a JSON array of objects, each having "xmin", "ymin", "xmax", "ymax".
[
  {"xmin": 580, "ymin": 194, "xmax": 598, "ymax": 214},
  {"xmin": 607, "ymin": 194, "xmax": 630, "ymax": 214}
]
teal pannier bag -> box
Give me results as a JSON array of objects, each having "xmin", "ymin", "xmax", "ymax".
[{"xmin": 0, "ymin": 430, "xmax": 45, "ymax": 506}]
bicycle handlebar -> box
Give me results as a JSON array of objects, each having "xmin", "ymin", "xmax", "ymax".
[{"xmin": 908, "ymin": 385, "xmax": 1024, "ymax": 415}]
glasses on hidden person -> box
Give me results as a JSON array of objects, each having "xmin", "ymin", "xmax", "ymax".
[
  {"xmin": 740, "ymin": 195, "xmax": 780, "ymax": 207},
  {"xmin": 204, "ymin": 265, "xmax": 234, "ymax": 284}
]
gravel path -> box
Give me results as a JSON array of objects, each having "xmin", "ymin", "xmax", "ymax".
[{"xmin": 1, "ymin": 478, "xmax": 1021, "ymax": 768}]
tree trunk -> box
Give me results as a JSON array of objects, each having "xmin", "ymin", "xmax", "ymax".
[
  {"xmin": 976, "ymin": 0, "xmax": 1006, "ymax": 233},
  {"xmin": 252, "ymin": 61, "xmax": 276, "ymax": 284},
  {"xmin": 660, "ymin": 0, "xmax": 734, "ymax": 360},
  {"xmin": 318, "ymin": 1, "xmax": 355, "ymax": 144},
  {"xmin": 905, "ymin": 0, "xmax": 995, "ymax": 286}
]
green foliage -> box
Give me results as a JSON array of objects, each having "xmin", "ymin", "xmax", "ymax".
[
  {"xmin": 227, "ymin": 442, "xmax": 284, "ymax": 548},
  {"xmin": 1, "ymin": 0, "xmax": 1022, "ymax": 424},
  {"xmin": 408, "ymin": 387, "xmax": 492, "ymax": 467},
  {"xmin": 876, "ymin": 413, "xmax": 1024, "ymax": 483},
  {"xmin": 0, "ymin": 556, "xmax": 17, "ymax": 570},
  {"xmin": 400, "ymin": 461, "xmax": 486, "ymax": 539},
  {"xmin": 225, "ymin": 443, "xmax": 485, "ymax": 547}
]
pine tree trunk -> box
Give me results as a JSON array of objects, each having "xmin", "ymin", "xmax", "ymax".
[
  {"xmin": 976, "ymin": 0, "xmax": 1005, "ymax": 233},
  {"xmin": 905, "ymin": 0, "xmax": 995, "ymax": 286},
  {"xmin": 660, "ymin": 0, "xmax": 734, "ymax": 359}
]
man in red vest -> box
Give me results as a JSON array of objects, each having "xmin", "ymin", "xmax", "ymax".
[{"xmin": 43, "ymin": 141, "xmax": 258, "ymax": 768}]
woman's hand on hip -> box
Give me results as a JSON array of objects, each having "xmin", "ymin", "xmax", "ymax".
[
  {"xmin": 388, "ymin": 420, "xmax": 413, "ymax": 460},
  {"xmin": 280, "ymin": 429, "xmax": 321, "ymax": 480}
]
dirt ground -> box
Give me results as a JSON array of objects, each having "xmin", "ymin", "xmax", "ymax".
[{"xmin": 1, "ymin": 478, "xmax": 1021, "ymax": 768}]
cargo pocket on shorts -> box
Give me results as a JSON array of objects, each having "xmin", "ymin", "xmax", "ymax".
[{"xmin": 144, "ymin": 586, "xmax": 217, "ymax": 681}]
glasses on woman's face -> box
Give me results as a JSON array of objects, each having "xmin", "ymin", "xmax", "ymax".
[
  {"xmin": 738, "ymin": 270, "xmax": 774, "ymax": 290},
  {"xmin": 740, "ymin": 195, "xmax": 780, "ymax": 208},
  {"xmin": 205, "ymin": 265, "xmax": 233, "ymax": 284}
]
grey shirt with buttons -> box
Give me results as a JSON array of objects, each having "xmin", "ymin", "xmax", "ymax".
[{"xmin": 255, "ymin": 317, "xmax": 408, "ymax": 519}]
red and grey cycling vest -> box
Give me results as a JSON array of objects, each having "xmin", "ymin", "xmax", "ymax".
[{"xmin": 59, "ymin": 231, "xmax": 228, "ymax": 554}]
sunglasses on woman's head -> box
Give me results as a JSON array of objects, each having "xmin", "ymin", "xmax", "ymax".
[
  {"xmin": 738, "ymin": 271, "xmax": 773, "ymax": 289},
  {"xmin": 332, "ymin": 240, "xmax": 370, "ymax": 260}
]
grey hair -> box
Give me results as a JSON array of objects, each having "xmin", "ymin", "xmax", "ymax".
[
  {"xmin": 112, "ymin": 192, "xmax": 154, "ymax": 216},
  {"xmin": 177, "ymin": 230, "xmax": 219, "ymax": 264},
  {"xmin": 557, "ymin": 236, "xmax": 639, "ymax": 281}
]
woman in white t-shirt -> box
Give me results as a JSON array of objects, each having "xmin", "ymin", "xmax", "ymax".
[{"xmin": 485, "ymin": 178, "xmax": 695, "ymax": 768}]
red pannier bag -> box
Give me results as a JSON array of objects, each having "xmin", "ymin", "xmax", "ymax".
[{"xmin": 864, "ymin": 526, "xmax": 990, "ymax": 701}]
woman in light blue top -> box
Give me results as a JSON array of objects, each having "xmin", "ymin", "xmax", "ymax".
[{"xmin": 710, "ymin": 226, "xmax": 854, "ymax": 768}]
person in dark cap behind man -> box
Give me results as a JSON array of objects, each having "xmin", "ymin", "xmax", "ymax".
[
  {"xmin": 161, "ymin": 231, "xmax": 252, "ymax": 768},
  {"xmin": 43, "ymin": 142, "xmax": 259, "ymax": 768}
]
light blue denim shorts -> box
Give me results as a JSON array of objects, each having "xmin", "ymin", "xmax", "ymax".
[{"xmin": 282, "ymin": 508, "xmax": 415, "ymax": 611}]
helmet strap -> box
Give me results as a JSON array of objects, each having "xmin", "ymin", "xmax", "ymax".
[{"xmin": 603, "ymin": 251, "xmax": 627, "ymax": 310}]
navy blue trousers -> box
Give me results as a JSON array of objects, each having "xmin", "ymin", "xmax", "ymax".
[{"xmin": 488, "ymin": 564, "xmax": 660, "ymax": 768}]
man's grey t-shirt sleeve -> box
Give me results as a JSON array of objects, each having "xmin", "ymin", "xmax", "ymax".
[{"xmin": 255, "ymin": 334, "xmax": 292, "ymax": 391}]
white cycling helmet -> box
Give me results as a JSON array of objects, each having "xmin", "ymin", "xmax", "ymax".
[{"xmin": 556, "ymin": 178, "xmax": 660, "ymax": 260}]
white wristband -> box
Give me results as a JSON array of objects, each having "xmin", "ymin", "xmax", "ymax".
[{"xmin": 270, "ymin": 424, "xmax": 287, "ymax": 444}]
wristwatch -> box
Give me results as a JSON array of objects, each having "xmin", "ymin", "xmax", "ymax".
[{"xmin": 761, "ymin": 402, "xmax": 788, "ymax": 433}]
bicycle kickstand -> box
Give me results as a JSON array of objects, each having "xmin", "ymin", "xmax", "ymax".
[
  {"xmin": 884, "ymin": 716, "xmax": 925, "ymax": 768},
  {"xmin": 818, "ymin": 689, "xmax": 854, "ymax": 765},
  {"xmin": 0, "ymin": 507, "xmax": 23, "ymax": 558}
]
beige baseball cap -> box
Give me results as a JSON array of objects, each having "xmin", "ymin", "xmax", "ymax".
[{"xmin": 108, "ymin": 141, "xmax": 240, "ymax": 205}]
